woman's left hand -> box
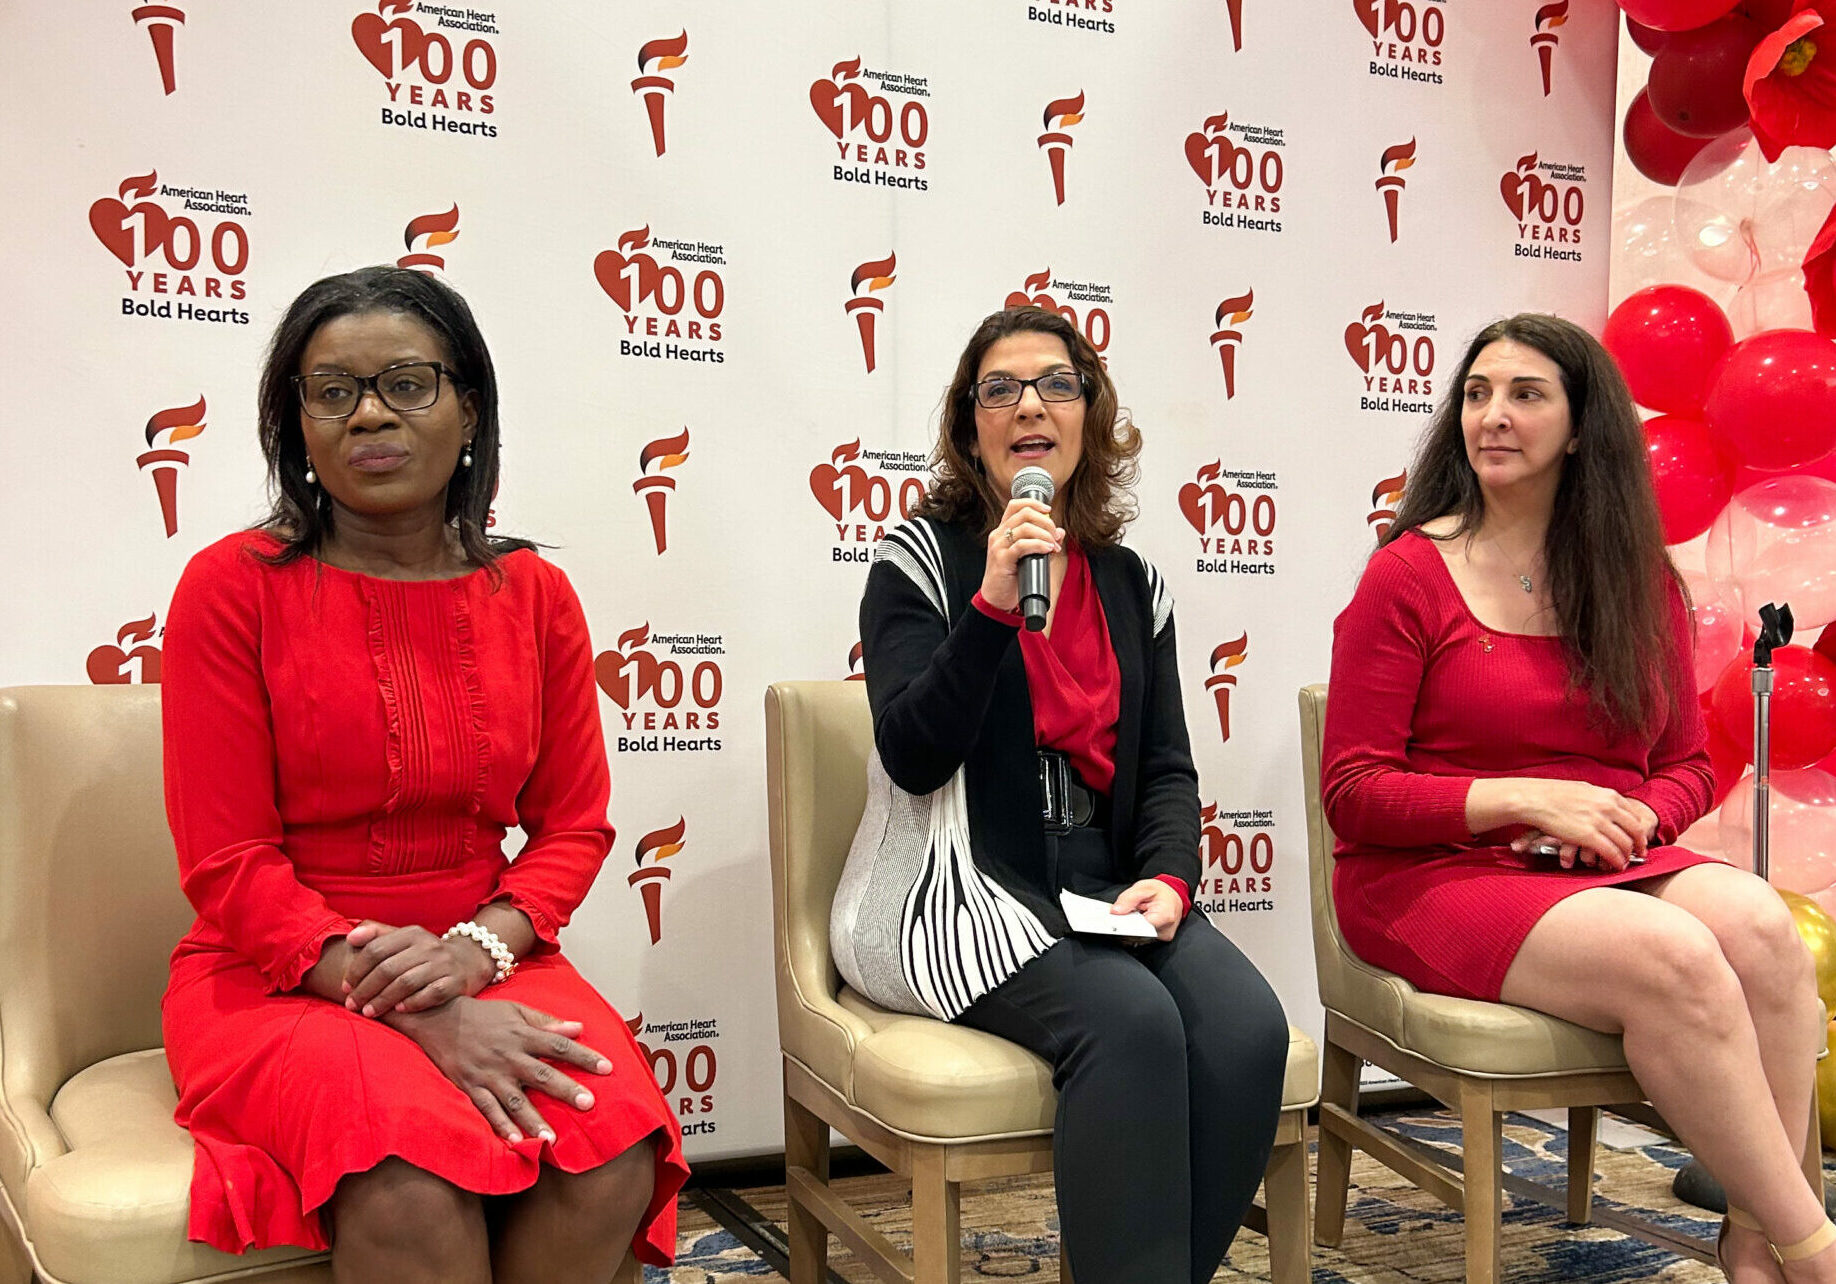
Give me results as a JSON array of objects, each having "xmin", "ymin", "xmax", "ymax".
[
  {"xmin": 342, "ymin": 921, "xmax": 495, "ymax": 1017},
  {"xmin": 1112, "ymin": 879, "xmax": 1182, "ymax": 942},
  {"xmin": 1511, "ymin": 799, "xmax": 1661, "ymax": 872}
]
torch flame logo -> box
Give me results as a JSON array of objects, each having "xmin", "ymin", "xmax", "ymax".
[
  {"xmin": 1380, "ymin": 139, "xmax": 1417, "ymax": 174},
  {"xmin": 618, "ymin": 622, "xmax": 652, "ymax": 653},
  {"xmin": 138, "ymin": 395, "xmax": 205, "ymax": 538},
  {"xmin": 832, "ymin": 56, "xmax": 863, "ymax": 82},
  {"xmin": 1370, "ymin": 470, "xmax": 1408, "ymax": 540},
  {"xmin": 145, "ymin": 396, "xmax": 206, "ymax": 448},
  {"xmin": 634, "ymin": 430, "xmax": 690, "ymax": 554},
  {"xmin": 121, "ymin": 171, "xmax": 160, "ymax": 201},
  {"xmin": 1024, "ymin": 268, "xmax": 1053, "ymax": 295},
  {"xmin": 1211, "ymin": 291, "xmax": 1254, "ymax": 398},
  {"xmin": 1216, "ymin": 290, "xmax": 1254, "ymax": 328},
  {"xmin": 1038, "ymin": 92, "xmax": 1085, "ymax": 206},
  {"xmin": 619, "ymin": 225, "xmax": 652, "ymax": 253},
  {"xmin": 635, "ymin": 817, "xmax": 687, "ymax": 867},
  {"xmin": 638, "ymin": 31, "xmax": 689, "ymax": 73},
  {"xmin": 399, "ymin": 204, "xmax": 459, "ymax": 271},
  {"xmin": 1205, "ymin": 634, "xmax": 1249, "ymax": 744},
  {"xmin": 1517, "ymin": 152, "xmax": 1540, "ymax": 175},
  {"xmin": 634, "ymin": 33, "xmax": 689, "ymax": 156},
  {"xmin": 1043, "ymin": 91, "xmax": 1085, "ymax": 131},
  {"xmin": 629, "ymin": 817, "xmax": 686, "ymax": 945},
  {"xmin": 847, "ymin": 641, "xmax": 866, "ymax": 679},
  {"xmin": 1211, "ymin": 635, "xmax": 1249, "ymax": 672},
  {"xmin": 639, "ymin": 428, "xmax": 691, "ymax": 474},
  {"xmin": 1531, "ymin": 7, "xmax": 1566, "ymax": 95},
  {"xmin": 851, "ymin": 253, "xmax": 897, "ymax": 295},
  {"xmin": 117, "ymin": 614, "xmax": 159, "ymax": 646},
  {"xmin": 845, "ymin": 258, "xmax": 895, "ymax": 372}
]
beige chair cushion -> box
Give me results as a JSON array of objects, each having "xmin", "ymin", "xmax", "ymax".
[
  {"xmin": 26, "ymin": 1050, "xmax": 322, "ymax": 1284},
  {"xmin": 1297, "ymin": 684, "xmax": 1631, "ymax": 1079}
]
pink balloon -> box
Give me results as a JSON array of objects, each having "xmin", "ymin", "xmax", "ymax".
[
  {"xmin": 1707, "ymin": 476, "xmax": 1836, "ymax": 627},
  {"xmin": 1683, "ymin": 567, "xmax": 1748, "ymax": 691},
  {"xmin": 1729, "ymin": 268, "xmax": 1816, "ymax": 339},
  {"xmin": 1704, "ymin": 330, "xmax": 1836, "ymax": 470},
  {"xmin": 1720, "ymin": 767, "xmax": 1836, "ymax": 892},
  {"xmin": 1647, "ymin": 415, "xmax": 1737, "ymax": 542}
]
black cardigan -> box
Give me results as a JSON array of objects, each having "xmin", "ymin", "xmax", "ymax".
[{"xmin": 859, "ymin": 517, "xmax": 1202, "ymax": 936}]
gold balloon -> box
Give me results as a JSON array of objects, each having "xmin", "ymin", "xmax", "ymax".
[
  {"xmin": 1780, "ymin": 890, "xmax": 1836, "ymax": 1015},
  {"xmin": 1820, "ymin": 1019, "xmax": 1836, "ymax": 1149}
]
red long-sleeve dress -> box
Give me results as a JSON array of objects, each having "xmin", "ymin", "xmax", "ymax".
[
  {"xmin": 1322, "ymin": 530, "xmax": 1721, "ymax": 1001},
  {"xmin": 160, "ymin": 531, "xmax": 687, "ymax": 1260}
]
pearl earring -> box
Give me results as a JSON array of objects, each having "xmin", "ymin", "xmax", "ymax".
[
  {"xmin": 461, "ymin": 448, "xmax": 474, "ymax": 468},
  {"xmin": 304, "ymin": 464, "xmax": 317, "ymax": 484}
]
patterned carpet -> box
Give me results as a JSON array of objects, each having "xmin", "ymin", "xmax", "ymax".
[{"xmin": 641, "ymin": 1108, "xmax": 1763, "ymax": 1282}]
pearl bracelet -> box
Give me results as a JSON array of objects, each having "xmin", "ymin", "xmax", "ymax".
[{"xmin": 443, "ymin": 919, "xmax": 517, "ymax": 984}]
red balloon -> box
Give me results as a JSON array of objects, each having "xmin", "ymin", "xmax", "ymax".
[
  {"xmin": 1704, "ymin": 330, "xmax": 1836, "ymax": 470},
  {"xmin": 1647, "ymin": 14, "xmax": 1763, "ymax": 137},
  {"xmin": 1646, "ymin": 415, "xmax": 1737, "ymax": 543},
  {"xmin": 1627, "ymin": 17, "xmax": 1673, "ymax": 53},
  {"xmin": 1603, "ymin": 285, "xmax": 1735, "ymax": 414},
  {"xmin": 1711, "ymin": 644, "xmax": 1836, "ymax": 769},
  {"xmin": 1735, "ymin": 0, "xmax": 1795, "ymax": 28},
  {"xmin": 1818, "ymin": 621, "xmax": 1836, "ymax": 669},
  {"xmin": 1623, "ymin": 89, "xmax": 1718, "ymax": 185},
  {"xmin": 1707, "ymin": 712, "xmax": 1751, "ymax": 808},
  {"xmin": 1618, "ymin": 0, "xmax": 1740, "ymax": 30}
]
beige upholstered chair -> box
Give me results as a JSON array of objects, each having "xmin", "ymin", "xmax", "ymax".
[
  {"xmin": 0, "ymin": 687, "xmax": 638, "ymax": 1284},
  {"xmin": 1297, "ymin": 683, "xmax": 1822, "ymax": 1283},
  {"xmin": 766, "ymin": 678, "xmax": 1319, "ymax": 1284}
]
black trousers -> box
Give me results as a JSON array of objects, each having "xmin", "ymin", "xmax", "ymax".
[{"xmin": 956, "ymin": 828, "xmax": 1289, "ymax": 1284}]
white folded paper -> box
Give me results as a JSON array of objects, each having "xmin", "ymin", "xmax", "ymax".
[{"xmin": 1058, "ymin": 888, "xmax": 1157, "ymax": 939}]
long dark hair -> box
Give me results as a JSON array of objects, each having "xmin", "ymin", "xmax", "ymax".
[
  {"xmin": 916, "ymin": 306, "xmax": 1141, "ymax": 547},
  {"xmin": 1384, "ymin": 313, "xmax": 1683, "ymax": 734},
  {"xmin": 255, "ymin": 265, "xmax": 531, "ymax": 570}
]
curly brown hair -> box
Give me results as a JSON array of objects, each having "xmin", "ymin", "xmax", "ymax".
[
  {"xmin": 1383, "ymin": 313, "xmax": 1685, "ymax": 735},
  {"xmin": 915, "ymin": 307, "xmax": 1141, "ymax": 546}
]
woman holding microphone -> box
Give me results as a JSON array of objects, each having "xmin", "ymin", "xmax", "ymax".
[{"xmin": 831, "ymin": 305, "xmax": 1289, "ymax": 1283}]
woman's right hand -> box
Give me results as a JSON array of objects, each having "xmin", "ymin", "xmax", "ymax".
[
  {"xmin": 386, "ymin": 997, "xmax": 612, "ymax": 1144},
  {"xmin": 1507, "ymin": 779, "xmax": 1649, "ymax": 871},
  {"xmin": 979, "ymin": 498, "xmax": 1063, "ymax": 613}
]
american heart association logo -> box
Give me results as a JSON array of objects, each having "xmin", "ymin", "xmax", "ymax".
[
  {"xmin": 808, "ymin": 441, "xmax": 864, "ymax": 521},
  {"xmin": 1343, "ymin": 302, "xmax": 1390, "ymax": 374},
  {"xmin": 88, "ymin": 173, "xmax": 167, "ymax": 267},
  {"xmin": 809, "ymin": 58, "xmax": 867, "ymax": 139},
  {"xmin": 592, "ymin": 227, "xmax": 654, "ymax": 312},
  {"xmin": 1177, "ymin": 463, "xmax": 1226, "ymax": 535},
  {"xmin": 1499, "ymin": 153, "xmax": 1539, "ymax": 222}
]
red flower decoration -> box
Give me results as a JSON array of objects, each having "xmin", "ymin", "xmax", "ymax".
[
  {"xmin": 1744, "ymin": 1, "xmax": 1836, "ymax": 160},
  {"xmin": 1803, "ymin": 199, "xmax": 1836, "ymax": 333}
]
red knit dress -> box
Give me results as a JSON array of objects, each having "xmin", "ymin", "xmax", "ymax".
[
  {"xmin": 1322, "ymin": 530, "xmax": 1721, "ymax": 1001},
  {"xmin": 159, "ymin": 531, "xmax": 687, "ymax": 1260}
]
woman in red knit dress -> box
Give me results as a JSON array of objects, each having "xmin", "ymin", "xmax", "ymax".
[
  {"xmin": 1323, "ymin": 314, "xmax": 1830, "ymax": 1281},
  {"xmin": 160, "ymin": 266, "xmax": 686, "ymax": 1280}
]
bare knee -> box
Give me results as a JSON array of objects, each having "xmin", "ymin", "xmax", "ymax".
[
  {"xmin": 331, "ymin": 1157, "xmax": 484, "ymax": 1255},
  {"xmin": 1617, "ymin": 917, "xmax": 1743, "ymax": 1033},
  {"xmin": 538, "ymin": 1137, "xmax": 657, "ymax": 1219},
  {"xmin": 1710, "ymin": 883, "xmax": 1815, "ymax": 1001}
]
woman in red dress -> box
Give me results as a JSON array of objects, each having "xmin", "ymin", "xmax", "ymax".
[
  {"xmin": 1323, "ymin": 314, "xmax": 1830, "ymax": 1281},
  {"xmin": 160, "ymin": 266, "xmax": 686, "ymax": 1280}
]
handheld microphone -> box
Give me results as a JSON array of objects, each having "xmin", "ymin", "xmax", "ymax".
[{"xmin": 1010, "ymin": 466, "xmax": 1056, "ymax": 632}]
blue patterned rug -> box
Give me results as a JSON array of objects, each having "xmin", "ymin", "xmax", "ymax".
[{"xmin": 644, "ymin": 1108, "xmax": 1786, "ymax": 1281}]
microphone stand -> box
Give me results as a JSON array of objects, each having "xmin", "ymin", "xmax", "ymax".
[{"xmin": 1674, "ymin": 603, "xmax": 1809, "ymax": 1219}]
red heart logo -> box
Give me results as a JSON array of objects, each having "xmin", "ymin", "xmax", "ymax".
[
  {"xmin": 88, "ymin": 198, "xmax": 138, "ymax": 266},
  {"xmin": 1352, "ymin": 0, "xmax": 1381, "ymax": 37},
  {"xmin": 1344, "ymin": 323, "xmax": 1379, "ymax": 373},
  {"xmin": 809, "ymin": 79, "xmax": 846, "ymax": 139},
  {"xmin": 1499, "ymin": 172, "xmax": 1527, "ymax": 221},
  {"xmin": 1177, "ymin": 483, "xmax": 1210, "ymax": 535},
  {"xmin": 1183, "ymin": 132, "xmax": 1216, "ymax": 186},
  {"xmin": 350, "ymin": 13, "xmax": 422, "ymax": 79},
  {"xmin": 85, "ymin": 646, "xmax": 130, "ymax": 685},
  {"xmin": 809, "ymin": 464, "xmax": 845, "ymax": 520},
  {"xmin": 593, "ymin": 250, "xmax": 634, "ymax": 310}
]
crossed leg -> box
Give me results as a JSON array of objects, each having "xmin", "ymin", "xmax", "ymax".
[{"xmin": 1499, "ymin": 864, "xmax": 1826, "ymax": 1282}]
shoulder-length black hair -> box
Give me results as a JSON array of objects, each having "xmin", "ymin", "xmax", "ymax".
[
  {"xmin": 916, "ymin": 306, "xmax": 1141, "ymax": 546},
  {"xmin": 255, "ymin": 265, "xmax": 530, "ymax": 570},
  {"xmin": 1383, "ymin": 312, "xmax": 1684, "ymax": 734}
]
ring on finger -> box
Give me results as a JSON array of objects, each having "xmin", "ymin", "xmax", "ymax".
[{"xmin": 1005, "ymin": 528, "xmax": 1015, "ymax": 545}]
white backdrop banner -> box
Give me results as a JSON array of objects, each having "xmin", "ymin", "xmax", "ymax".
[{"xmin": 1, "ymin": 0, "xmax": 1617, "ymax": 1160}]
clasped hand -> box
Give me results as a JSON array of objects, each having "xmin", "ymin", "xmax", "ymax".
[
  {"xmin": 1507, "ymin": 780, "xmax": 1659, "ymax": 872},
  {"xmin": 341, "ymin": 920, "xmax": 494, "ymax": 1017}
]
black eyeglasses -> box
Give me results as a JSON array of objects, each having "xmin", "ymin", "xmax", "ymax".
[
  {"xmin": 973, "ymin": 370, "xmax": 1085, "ymax": 409},
  {"xmin": 292, "ymin": 362, "xmax": 461, "ymax": 420}
]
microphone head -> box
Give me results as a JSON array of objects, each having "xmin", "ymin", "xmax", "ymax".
[{"xmin": 1011, "ymin": 466, "xmax": 1056, "ymax": 504}]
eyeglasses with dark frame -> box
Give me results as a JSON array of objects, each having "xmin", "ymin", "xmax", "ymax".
[
  {"xmin": 292, "ymin": 362, "xmax": 463, "ymax": 420},
  {"xmin": 973, "ymin": 370, "xmax": 1085, "ymax": 409}
]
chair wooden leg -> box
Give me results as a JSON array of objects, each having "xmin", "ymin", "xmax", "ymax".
[
  {"xmin": 1263, "ymin": 1126, "xmax": 1313, "ymax": 1284},
  {"xmin": 611, "ymin": 1251, "xmax": 641, "ymax": 1284},
  {"xmin": 1566, "ymin": 1106, "xmax": 1597, "ymax": 1225},
  {"xmin": 1460, "ymin": 1082, "xmax": 1503, "ymax": 1284},
  {"xmin": 784, "ymin": 1088, "xmax": 831, "ymax": 1284},
  {"xmin": 911, "ymin": 1146, "xmax": 961, "ymax": 1284},
  {"xmin": 1313, "ymin": 1036, "xmax": 1361, "ymax": 1248}
]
